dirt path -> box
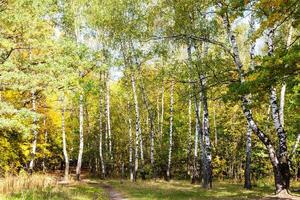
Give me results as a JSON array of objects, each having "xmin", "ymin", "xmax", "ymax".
[
  {"xmin": 101, "ymin": 184, "xmax": 126, "ymax": 200},
  {"xmin": 82, "ymin": 179, "xmax": 125, "ymax": 200},
  {"xmin": 260, "ymin": 191, "xmax": 300, "ymax": 200}
]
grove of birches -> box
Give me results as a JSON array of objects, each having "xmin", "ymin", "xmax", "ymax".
[{"xmin": 0, "ymin": 0, "xmax": 299, "ymax": 195}]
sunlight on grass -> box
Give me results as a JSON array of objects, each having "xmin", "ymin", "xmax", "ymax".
[
  {"xmin": 105, "ymin": 179, "xmax": 276, "ymax": 200},
  {"xmin": 1, "ymin": 182, "xmax": 108, "ymax": 200}
]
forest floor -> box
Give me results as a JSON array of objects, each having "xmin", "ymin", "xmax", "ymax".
[
  {"xmin": 101, "ymin": 179, "xmax": 300, "ymax": 200},
  {"xmin": 1, "ymin": 180, "xmax": 109, "ymax": 200},
  {"xmin": 1, "ymin": 175, "xmax": 300, "ymax": 200}
]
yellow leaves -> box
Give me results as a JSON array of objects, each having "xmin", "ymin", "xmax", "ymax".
[{"xmin": 20, "ymin": 143, "xmax": 31, "ymax": 158}]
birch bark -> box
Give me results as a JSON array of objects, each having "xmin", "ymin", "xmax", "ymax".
[
  {"xmin": 220, "ymin": 7, "xmax": 290, "ymax": 192},
  {"xmin": 99, "ymin": 72, "xmax": 105, "ymax": 178},
  {"xmin": 29, "ymin": 91, "xmax": 38, "ymax": 174},
  {"xmin": 76, "ymin": 93, "xmax": 84, "ymax": 181},
  {"xmin": 166, "ymin": 80, "xmax": 174, "ymax": 181},
  {"xmin": 61, "ymin": 97, "xmax": 69, "ymax": 181},
  {"xmin": 244, "ymin": 11, "xmax": 256, "ymax": 189},
  {"xmin": 130, "ymin": 72, "xmax": 142, "ymax": 181},
  {"xmin": 200, "ymin": 74, "xmax": 212, "ymax": 189},
  {"xmin": 105, "ymin": 73, "xmax": 112, "ymax": 160}
]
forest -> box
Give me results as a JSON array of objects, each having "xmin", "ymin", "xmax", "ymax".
[{"xmin": 0, "ymin": 0, "xmax": 299, "ymax": 199}]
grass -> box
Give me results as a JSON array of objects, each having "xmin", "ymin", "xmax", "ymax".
[
  {"xmin": 0, "ymin": 174, "xmax": 108, "ymax": 200},
  {"xmin": 0, "ymin": 174, "xmax": 55, "ymax": 195},
  {"xmin": 1, "ymin": 182, "xmax": 108, "ymax": 200},
  {"xmin": 104, "ymin": 179, "xmax": 300, "ymax": 200},
  {"xmin": 1, "ymin": 175, "xmax": 299, "ymax": 200}
]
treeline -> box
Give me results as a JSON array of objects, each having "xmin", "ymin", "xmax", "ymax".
[{"xmin": 0, "ymin": 0, "xmax": 299, "ymax": 194}]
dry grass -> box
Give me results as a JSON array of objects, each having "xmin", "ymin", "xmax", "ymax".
[
  {"xmin": 0, "ymin": 174, "xmax": 57, "ymax": 195},
  {"xmin": 0, "ymin": 175, "xmax": 108, "ymax": 200}
]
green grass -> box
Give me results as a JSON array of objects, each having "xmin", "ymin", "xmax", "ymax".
[
  {"xmin": 1, "ymin": 182, "xmax": 108, "ymax": 200},
  {"xmin": 2, "ymin": 177, "xmax": 300, "ymax": 200},
  {"xmin": 105, "ymin": 179, "xmax": 300, "ymax": 200}
]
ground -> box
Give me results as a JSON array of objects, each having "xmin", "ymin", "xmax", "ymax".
[
  {"xmin": 1, "ymin": 181, "xmax": 108, "ymax": 200},
  {"xmin": 1, "ymin": 177, "xmax": 300, "ymax": 200}
]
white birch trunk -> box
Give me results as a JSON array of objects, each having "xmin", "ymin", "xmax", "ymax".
[
  {"xmin": 131, "ymin": 72, "xmax": 141, "ymax": 181},
  {"xmin": 279, "ymin": 84, "xmax": 286, "ymax": 126},
  {"xmin": 160, "ymin": 83, "xmax": 164, "ymax": 144},
  {"xmin": 244, "ymin": 11, "xmax": 255, "ymax": 189},
  {"xmin": 137, "ymin": 68, "xmax": 155, "ymax": 173},
  {"xmin": 125, "ymin": 76, "xmax": 134, "ymax": 182},
  {"xmin": 244, "ymin": 123, "xmax": 252, "ymax": 189},
  {"xmin": 267, "ymin": 28, "xmax": 290, "ymax": 190},
  {"xmin": 279, "ymin": 25, "xmax": 293, "ymax": 127},
  {"xmin": 29, "ymin": 91, "xmax": 37, "ymax": 174},
  {"xmin": 106, "ymin": 73, "xmax": 112, "ymax": 160},
  {"xmin": 200, "ymin": 74, "xmax": 212, "ymax": 189},
  {"xmin": 192, "ymin": 98, "xmax": 201, "ymax": 183},
  {"xmin": 221, "ymin": 8, "xmax": 288, "ymax": 192},
  {"xmin": 187, "ymin": 87, "xmax": 192, "ymax": 177},
  {"xmin": 99, "ymin": 73, "xmax": 105, "ymax": 178},
  {"xmin": 61, "ymin": 97, "xmax": 69, "ymax": 181},
  {"xmin": 128, "ymin": 111, "xmax": 134, "ymax": 182},
  {"xmin": 76, "ymin": 93, "xmax": 84, "ymax": 181},
  {"xmin": 166, "ymin": 80, "xmax": 174, "ymax": 181}
]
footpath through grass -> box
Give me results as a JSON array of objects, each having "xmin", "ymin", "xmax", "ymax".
[
  {"xmin": 104, "ymin": 179, "xmax": 300, "ymax": 200},
  {"xmin": 1, "ymin": 176, "xmax": 300, "ymax": 200}
]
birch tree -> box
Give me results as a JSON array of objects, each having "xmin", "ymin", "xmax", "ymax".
[
  {"xmin": 99, "ymin": 72, "xmax": 106, "ymax": 178},
  {"xmin": 29, "ymin": 91, "xmax": 38, "ymax": 174},
  {"xmin": 76, "ymin": 90, "xmax": 84, "ymax": 181},
  {"xmin": 219, "ymin": 3, "xmax": 292, "ymax": 192},
  {"xmin": 105, "ymin": 72, "xmax": 112, "ymax": 160},
  {"xmin": 61, "ymin": 96, "xmax": 69, "ymax": 181},
  {"xmin": 166, "ymin": 80, "xmax": 174, "ymax": 181}
]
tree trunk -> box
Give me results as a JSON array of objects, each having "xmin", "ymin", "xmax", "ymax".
[
  {"xmin": 130, "ymin": 72, "xmax": 142, "ymax": 181},
  {"xmin": 187, "ymin": 90, "xmax": 192, "ymax": 178},
  {"xmin": 128, "ymin": 111, "xmax": 134, "ymax": 182},
  {"xmin": 166, "ymin": 80, "xmax": 174, "ymax": 181},
  {"xmin": 270, "ymin": 87, "xmax": 290, "ymax": 190},
  {"xmin": 157, "ymin": 96, "xmax": 160, "ymax": 140},
  {"xmin": 244, "ymin": 12, "xmax": 255, "ymax": 189},
  {"xmin": 99, "ymin": 72, "xmax": 106, "ymax": 178},
  {"xmin": 137, "ymin": 67, "xmax": 155, "ymax": 177},
  {"xmin": 221, "ymin": 10, "xmax": 290, "ymax": 193},
  {"xmin": 267, "ymin": 28, "xmax": 290, "ymax": 191},
  {"xmin": 85, "ymin": 102, "xmax": 92, "ymax": 173},
  {"xmin": 126, "ymin": 78, "xmax": 134, "ymax": 182},
  {"xmin": 279, "ymin": 84, "xmax": 286, "ymax": 126},
  {"xmin": 279, "ymin": 25, "xmax": 293, "ymax": 127},
  {"xmin": 106, "ymin": 73, "xmax": 113, "ymax": 160},
  {"xmin": 187, "ymin": 87, "xmax": 192, "ymax": 179},
  {"xmin": 291, "ymin": 134, "xmax": 300, "ymax": 156},
  {"xmin": 244, "ymin": 124, "xmax": 252, "ymax": 189},
  {"xmin": 76, "ymin": 93, "xmax": 84, "ymax": 181},
  {"xmin": 192, "ymin": 98, "xmax": 201, "ymax": 184},
  {"xmin": 42, "ymin": 106, "xmax": 48, "ymax": 173},
  {"xmin": 61, "ymin": 97, "xmax": 69, "ymax": 181},
  {"xmin": 29, "ymin": 91, "xmax": 38, "ymax": 175},
  {"xmin": 200, "ymin": 74, "xmax": 212, "ymax": 189},
  {"xmin": 160, "ymin": 83, "xmax": 164, "ymax": 145}
]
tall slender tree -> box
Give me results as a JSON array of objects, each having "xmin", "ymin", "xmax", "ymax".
[
  {"xmin": 61, "ymin": 96, "xmax": 69, "ymax": 181},
  {"xmin": 166, "ymin": 80, "xmax": 174, "ymax": 181},
  {"xmin": 29, "ymin": 90, "xmax": 38, "ymax": 175}
]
